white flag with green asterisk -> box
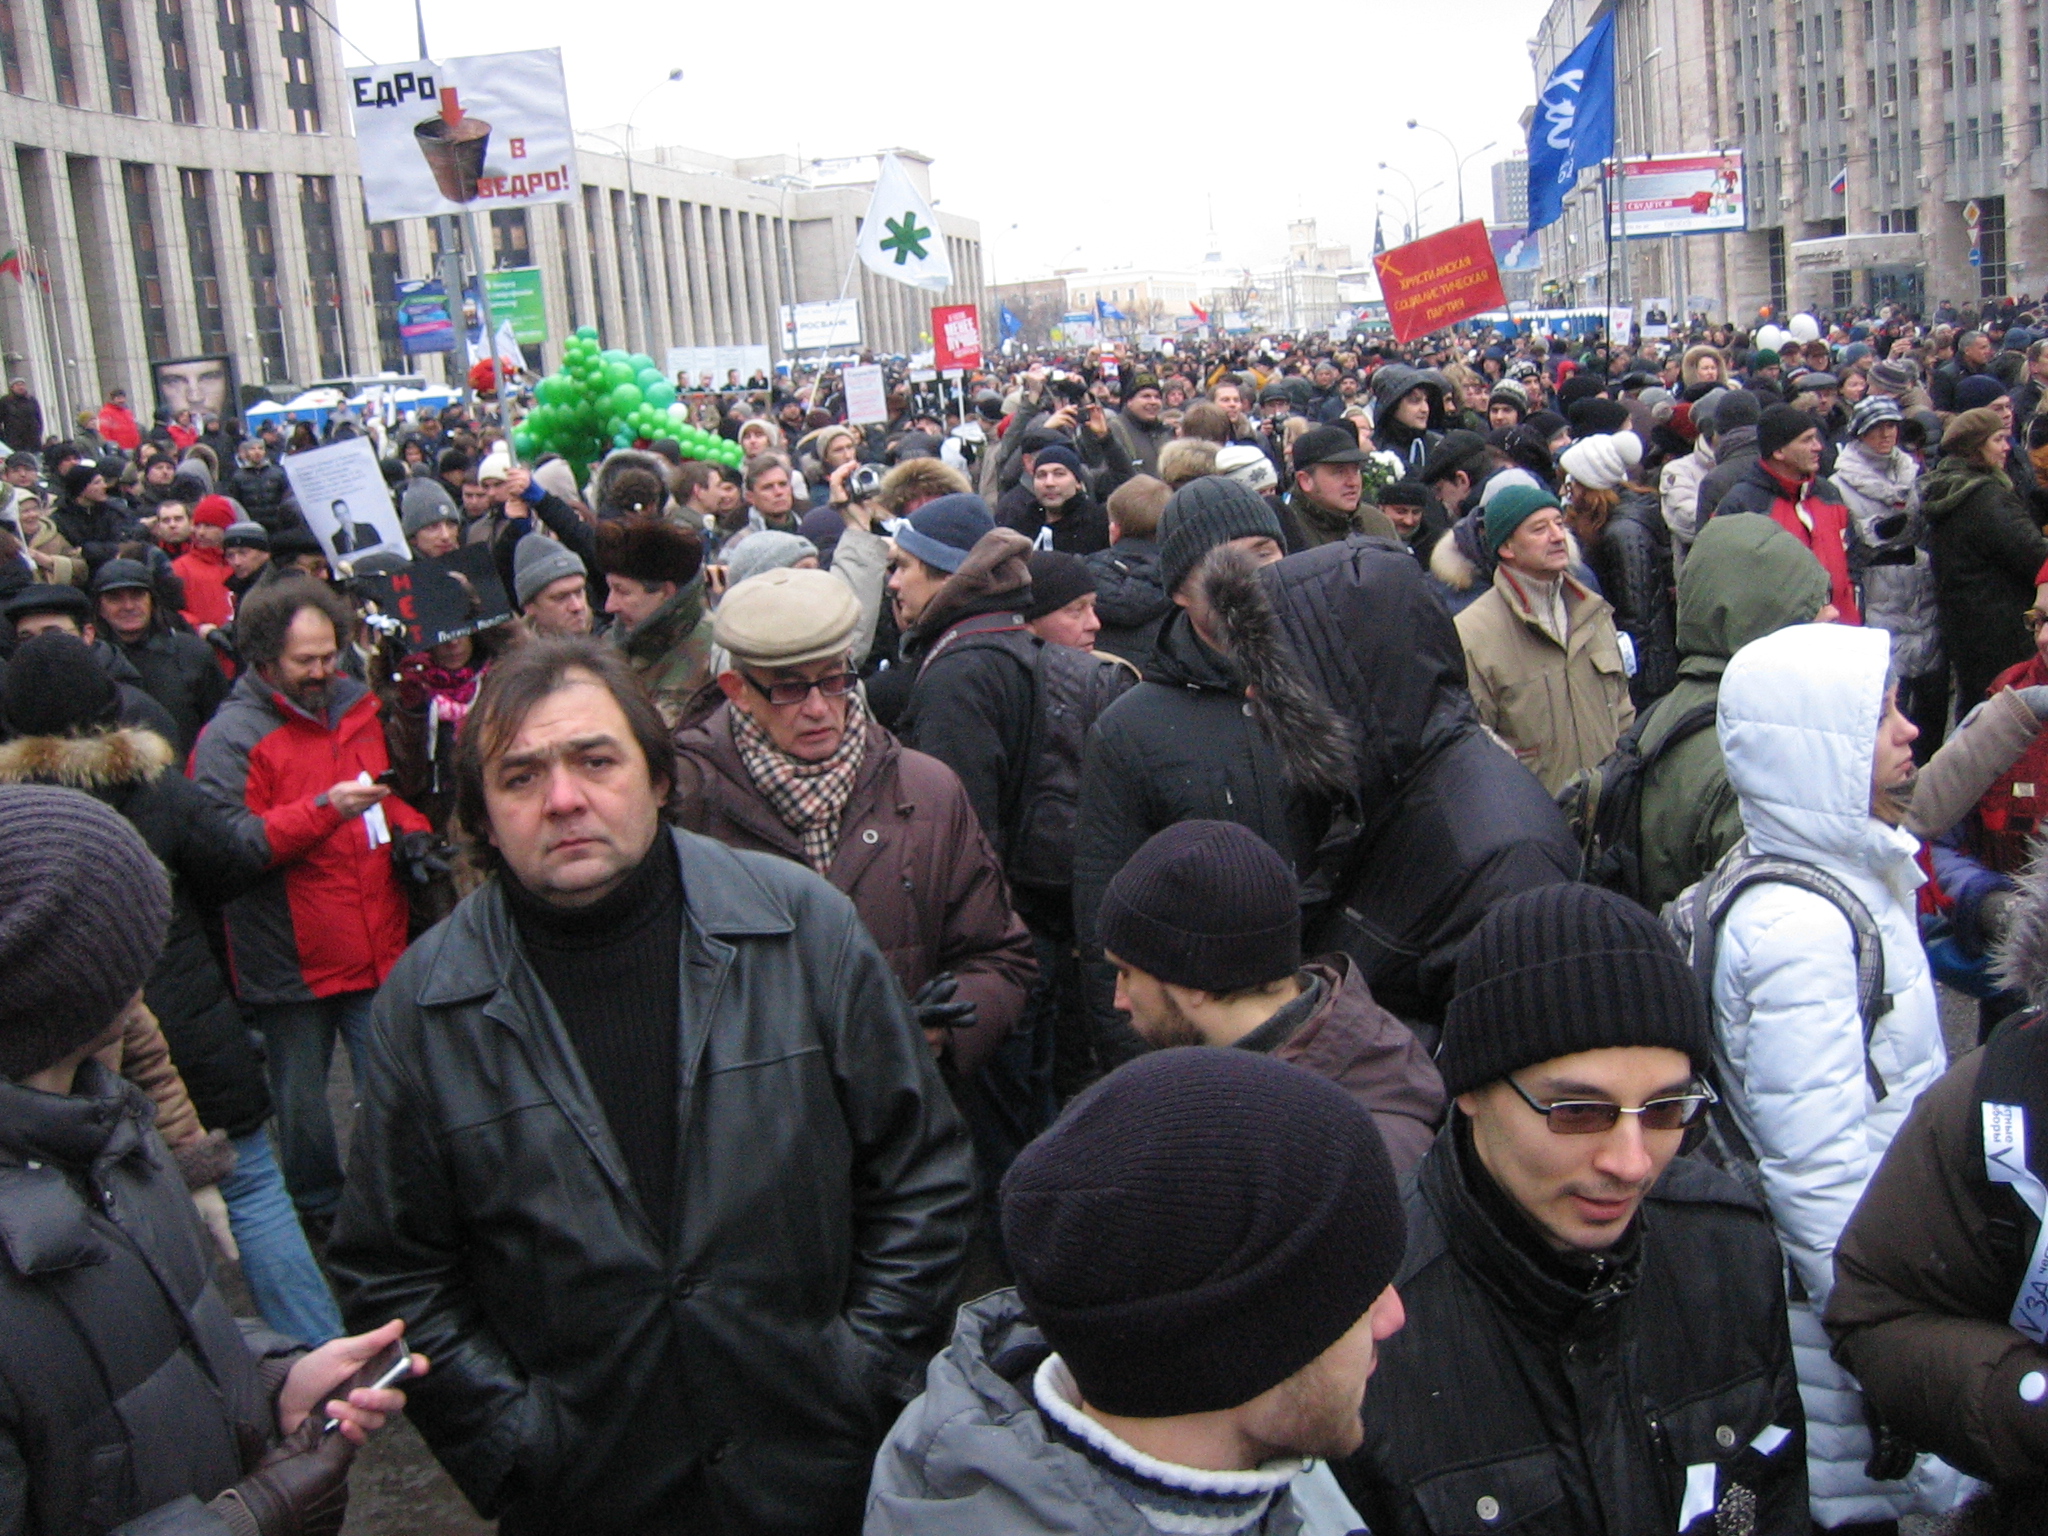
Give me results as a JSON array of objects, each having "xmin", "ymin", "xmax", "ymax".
[{"xmin": 855, "ymin": 154, "xmax": 955, "ymax": 293}]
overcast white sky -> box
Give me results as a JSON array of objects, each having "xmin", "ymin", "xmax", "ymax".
[{"xmin": 335, "ymin": 0, "xmax": 1549, "ymax": 277}]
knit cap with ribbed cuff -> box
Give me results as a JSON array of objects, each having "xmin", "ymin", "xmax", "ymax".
[{"xmin": 1097, "ymin": 820, "xmax": 1300, "ymax": 994}]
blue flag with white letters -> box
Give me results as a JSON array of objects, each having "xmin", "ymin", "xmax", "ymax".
[
  {"xmin": 1000, "ymin": 304, "xmax": 1022, "ymax": 339},
  {"xmin": 1527, "ymin": 9, "xmax": 1615, "ymax": 232}
]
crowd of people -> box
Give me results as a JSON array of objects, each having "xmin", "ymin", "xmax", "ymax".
[{"xmin": 11, "ymin": 295, "xmax": 2048, "ymax": 1534}]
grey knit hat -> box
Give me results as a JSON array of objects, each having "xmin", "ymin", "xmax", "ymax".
[
  {"xmin": 401, "ymin": 477, "xmax": 461, "ymax": 540},
  {"xmin": 1159, "ymin": 476, "xmax": 1284, "ymax": 598},
  {"xmin": 0, "ymin": 784, "xmax": 171, "ymax": 1079},
  {"xmin": 722, "ymin": 529, "xmax": 817, "ymax": 588},
  {"xmin": 513, "ymin": 531, "xmax": 587, "ymax": 607}
]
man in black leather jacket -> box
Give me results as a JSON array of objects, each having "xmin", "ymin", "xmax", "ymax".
[
  {"xmin": 327, "ymin": 636, "xmax": 974, "ymax": 1536},
  {"xmin": 1336, "ymin": 884, "xmax": 1808, "ymax": 1535}
]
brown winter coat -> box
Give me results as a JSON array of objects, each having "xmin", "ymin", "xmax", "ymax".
[
  {"xmin": 96, "ymin": 1002, "xmax": 237, "ymax": 1190},
  {"xmin": 1273, "ymin": 954, "xmax": 1446, "ymax": 1178},
  {"xmin": 673, "ymin": 704, "xmax": 1036, "ymax": 1078},
  {"xmin": 1827, "ymin": 1044, "xmax": 2048, "ymax": 1486},
  {"xmin": 1454, "ymin": 564, "xmax": 1635, "ymax": 793}
]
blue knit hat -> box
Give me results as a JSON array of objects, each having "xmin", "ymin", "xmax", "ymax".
[
  {"xmin": 894, "ymin": 492, "xmax": 994, "ymax": 574},
  {"xmin": 1481, "ymin": 484, "xmax": 1561, "ymax": 554},
  {"xmin": 1032, "ymin": 444, "xmax": 1084, "ymax": 478}
]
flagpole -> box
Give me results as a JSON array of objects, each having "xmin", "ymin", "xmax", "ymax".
[{"xmin": 28, "ymin": 243, "xmax": 68, "ymax": 436}]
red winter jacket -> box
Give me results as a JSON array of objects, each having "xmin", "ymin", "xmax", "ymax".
[
  {"xmin": 190, "ymin": 670, "xmax": 428, "ymax": 1004},
  {"xmin": 96, "ymin": 401, "xmax": 140, "ymax": 451},
  {"xmin": 1711, "ymin": 457, "xmax": 1863, "ymax": 624}
]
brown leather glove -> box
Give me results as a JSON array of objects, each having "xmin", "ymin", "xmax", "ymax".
[{"xmin": 207, "ymin": 1416, "xmax": 353, "ymax": 1536}]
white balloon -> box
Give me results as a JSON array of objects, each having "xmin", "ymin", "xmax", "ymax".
[
  {"xmin": 1788, "ymin": 313, "xmax": 1821, "ymax": 343},
  {"xmin": 1756, "ymin": 325, "xmax": 1787, "ymax": 351}
]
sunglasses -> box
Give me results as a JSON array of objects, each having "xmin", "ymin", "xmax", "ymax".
[
  {"xmin": 740, "ymin": 670, "xmax": 858, "ymax": 708},
  {"xmin": 1506, "ymin": 1074, "xmax": 1718, "ymax": 1136}
]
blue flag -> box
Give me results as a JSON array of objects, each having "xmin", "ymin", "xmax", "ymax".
[
  {"xmin": 1526, "ymin": 9, "xmax": 1615, "ymax": 232},
  {"xmin": 1000, "ymin": 304, "xmax": 1022, "ymax": 339},
  {"xmin": 1097, "ymin": 297, "xmax": 1129, "ymax": 322}
]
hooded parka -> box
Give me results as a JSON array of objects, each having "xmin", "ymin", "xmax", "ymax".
[{"xmin": 1713, "ymin": 622, "xmax": 1963, "ymax": 1526}]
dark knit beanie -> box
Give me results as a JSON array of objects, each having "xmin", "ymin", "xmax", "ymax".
[
  {"xmin": 1002, "ymin": 1047, "xmax": 1404, "ymax": 1418},
  {"xmin": 0, "ymin": 783, "xmax": 171, "ymax": 1079},
  {"xmin": 1158, "ymin": 476, "xmax": 1284, "ymax": 597},
  {"xmin": 1032, "ymin": 444, "xmax": 1084, "ymax": 478},
  {"xmin": 1436, "ymin": 883, "xmax": 1711, "ymax": 1098},
  {"xmin": 1955, "ymin": 374, "xmax": 2011, "ymax": 413},
  {"xmin": 1022, "ymin": 550, "xmax": 1097, "ymax": 621},
  {"xmin": 1714, "ymin": 389, "xmax": 1764, "ymax": 431},
  {"xmin": 1558, "ymin": 374, "xmax": 1607, "ymax": 405},
  {"xmin": 1098, "ymin": 821, "xmax": 1301, "ymax": 993},
  {"xmin": 1566, "ymin": 397, "xmax": 1632, "ymax": 438},
  {"xmin": 60, "ymin": 463, "xmax": 100, "ymax": 500},
  {"xmin": 895, "ymin": 492, "xmax": 994, "ymax": 574},
  {"xmin": 1757, "ymin": 403, "xmax": 1819, "ymax": 463},
  {"xmin": 1, "ymin": 632, "xmax": 118, "ymax": 737}
]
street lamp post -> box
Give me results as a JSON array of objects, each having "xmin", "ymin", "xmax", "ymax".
[
  {"xmin": 1377, "ymin": 163, "xmax": 1423, "ymax": 239},
  {"xmin": 621, "ymin": 68, "xmax": 683, "ymax": 355},
  {"xmin": 1405, "ymin": 121, "xmax": 1497, "ymax": 227}
]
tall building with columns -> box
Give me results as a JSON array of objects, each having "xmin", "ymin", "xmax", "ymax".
[{"xmin": 0, "ymin": 0, "xmax": 982, "ymax": 431}]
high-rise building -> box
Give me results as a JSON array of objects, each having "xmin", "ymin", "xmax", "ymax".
[
  {"xmin": 0, "ymin": 4, "xmax": 982, "ymax": 432},
  {"xmin": 1531, "ymin": 0, "xmax": 2042, "ymax": 322},
  {"xmin": 1492, "ymin": 157, "xmax": 1530, "ymax": 228}
]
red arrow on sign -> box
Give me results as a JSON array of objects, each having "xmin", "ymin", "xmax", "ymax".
[{"xmin": 439, "ymin": 87, "xmax": 464, "ymax": 128}]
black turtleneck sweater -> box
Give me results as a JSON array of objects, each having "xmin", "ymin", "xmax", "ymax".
[{"xmin": 505, "ymin": 832, "xmax": 684, "ymax": 1245}]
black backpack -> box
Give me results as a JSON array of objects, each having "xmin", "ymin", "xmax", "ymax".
[
  {"xmin": 924, "ymin": 615, "xmax": 1136, "ymax": 891},
  {"xmin": 1554, "ymin": 701, "xmax": 1718, "ymax": 902}
]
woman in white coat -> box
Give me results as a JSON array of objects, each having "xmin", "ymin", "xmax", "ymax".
[{"xmin": 1714, "ymin": 620, "xmax": 1963, "ymax": 1531}]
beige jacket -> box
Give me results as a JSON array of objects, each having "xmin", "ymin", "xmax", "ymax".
[{"xmin": 1455, "ymin": 564, "xmax": 1635, "ymax": 794}]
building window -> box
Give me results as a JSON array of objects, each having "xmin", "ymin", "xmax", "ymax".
[
  {"xmin": 0, "ymin": 0, "xmax": 25, "ymax": 94},
  {"xmin": 156, "ymin": 0, "xmax": 192, "ymax": 121},
  {"xmin": 1946, "ymin": 119, "xmax": 1958, "ymax": 158},
  {"xmin": 1880, "ymin": 206, "xmax": 1921, "ymax": 232},
  {"xmin": 1864, "ymin": 0, "xmax": 1875, "ymax": 33},
  {"xmin": 1943, "ymin": 48, "xmax": 1955, "ymax": 89},
  {"xmin": 1796, "ymin": 17, "xmax": 1806, "ymax": 53},
  {"xmin": 554, "ymin": 203, "xmax": 580, "ymax": 329},
  {"xmin": 2034, "ymin": 104, "xmax": 2044, "ymax": 147},
  {"xmin": 1912, "ymin": 126, "xmax": 1923, "ymax": 168},
  {"xmin": 122, "ymin": 163, "xmax": 169, "ymax": 358},
  {"xmin": 1968, "ymin": 116, "xmax": 1982, "ymax": 156},
  {"xmin": 1767, "ymin": 228, "xmax": 1788, "ymax": 317},
  {"xmin": 1993, "ymin": 110, "xmax": 2006, "ymax": 156},
  {"xmin": 581, "ymin": 185, "xmax": 605, "ymax": 328},
  {"xmin": 1908, "ymin": 56, "xmax": 1920, "ymax": 97},
  {"xmin": 237, "ymin": 171, "xmax": 287, "ymax": 379},
  {"xmin": 297, "ymin": 175, "xmax": 345, "ymax": 376},
  {"xmin": 1866, "ymin": 67, "xmax": 1877, "ymax": 105},
  {"xmin": 1965, "ymin": 42, "xmax": 1978, "ymax": 86},
  {"xmin": 1978, "ymin": 194, "xmax": 2007, "ymax": 296},
  {"xmin": 1799, "ymin": 85, "xmax": 1810, "ymax": 123},
  {"xmin": 98, "ymin": 0, "xmax": 134, "ymax": 112},
  {"xmin": 1736, "ymin": 99, "xmax": 1747, "ymax": 134},
  {"xmin": 43, "ymin": 0, "xmax": 77, "ymax": 105},
  {"xmin": 1886, "ymin": 62, "xmax": 1898, "ymax": 100},
  {"xmin": 216, "ymin": 0, "xmax": 254, "ymax": 128},
  {"xmin": 489, "ymin": 207, "xmax": 528, "ymax": 269},
  {"xmin": 276, "ymin": 0, "xmax": 317, "ymax": 132},
  {"xmin": 1833, "ymin": 270, "xmax": 1856, "ymax": 309},
  {"xmin": 365, "ymin": 214, "xmax": 401, "ymax": 372},
  {"xmin": 179, "ymin": 167, "xmax": 227, "ymax": 353},
  {"xmin": 1990, "ymin": 33, "xmax": 2003, "ymax": 79},
  {"xmin": 1906, "ymin": 0, "xmax": 1917, "ymax": 25}
]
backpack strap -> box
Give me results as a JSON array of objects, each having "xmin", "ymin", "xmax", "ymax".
[
  {"xmin": 1701, "ymin": 844, "xmax": 1893, "ymax": 1100},
  {"xmin": 917, "ymin": 611, "xmax": 1030, "ymax": 678},
  {"xmin": 1635, "ymin": 701, "xmax": 1720, "ymax": 772}
]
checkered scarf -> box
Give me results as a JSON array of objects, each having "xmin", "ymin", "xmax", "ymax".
[{"xmin": 730, "ymin": 688, "xmax": 867, "ymax": 873}]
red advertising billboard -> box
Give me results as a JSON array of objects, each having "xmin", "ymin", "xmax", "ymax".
[
  {"xmin": 1372, "ymin": 220, "xmax": 1506, "ymax": 344},
  {"xmin": 931, "ymin": 304, "xmax": 983, "ymax": 371}
]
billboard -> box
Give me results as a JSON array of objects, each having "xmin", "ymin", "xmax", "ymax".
[
  {"xmin": 395, "ymin": 279, "xmax": 455, "ymax": 355},
  {"xmin": 348, "ymin": 50, "xmax": 576, "ymax": 222},
  {"xmin": 931, "ymin": 305, "xmax": 983, "ymax": 371},
  {"xmin": 151, "ymin": 354, "xmax": 237, "ymax": 423},
  {"xmin": 779, "ymin": 298, "xmax": 862, "ymax": 351},
  {"xmin": 477, "ymin": 267, "xmax": 547, "ymax": 347},
  {"xmin": 1490, "ymin": 227, "xmax": 1542, "ymax": 273},
  {"xmin": 1373, "ymin": 221, "xmax": 1506, "ymax": 344},
  {"xmin": 1605, "ymin": 152, "xmax": 1747, "ymax": 239}
]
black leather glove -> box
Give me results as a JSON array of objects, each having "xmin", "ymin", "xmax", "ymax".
[
  {"xmin": 911, "ymin": 971, "xmax": 977, "ymax": 1033},
  {"xmin": 391, "ymin": 829, "xmax": 454, "ymax": 887},
  {"xmin": 208, "ymin": 1416, "xmax": 352, "ymax": 1536}
]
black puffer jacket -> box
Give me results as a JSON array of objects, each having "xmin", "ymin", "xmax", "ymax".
[
  {"xmin": 1072, "ymin": 608, "xmax": 1312, "ymax": 950},
  {"xmin": 112, "ymin": 623, "xmax": 229, "ymax": 759},
  {"xmin": 1693, "ymin": 423, "xmax": 1760, "ymax": 523},
  {"xmin": 1337, "ymin": 1125, "xmax": 1808, "ymax": 1535},
  {"xmin": 1922, "ymin": 457, "xmax": 2048, "ymax": 709},
  {"xmin": 1085, "ymin": 536, "xmax": 1169, "ymax": 674},
  {"xmin": 1582, "ymin": 488, "xmax": 1678, "ymax": 708},
  {"xmin": 326, "ymin": 831, "xmax": 975, "ymax": 1536},
  {"xmin": 1210, "ymin": 540, "xmax": 1578, "ymax": 1021},
  {"xmin": 0, "ymin": 728, "xmax": 273, "ymax": 1138},
  {"xmin": 52, "ymin": 496, "xmax": 140, "ymax": 568},
  {"xmin": 0, "ymin": 1061, "xmax": 299, "ymax": 1535},
  {"xmin": 220, "ymin": 460, "xmax": 292, "ymax": 530}
]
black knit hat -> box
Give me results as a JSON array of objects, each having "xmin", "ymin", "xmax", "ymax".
[
  {"xmin": 1022, "ymin": 550, "xmax": 1096, "ymax": 622},
  {"xmin": 1098, "ymin": 820, "xmax": 1300, "ymax": 993},
  {"xmin": 0, "ymin": 783, "xmax": 171, "ymax": 1078},
  {"xmin": 1436, "ymin": 883, "xmax": 1711, "ymax": 1099},
  {"xmin": 1757, "ymin": 403, "xmax": 1820, "ymax": 463},
  {"xmin": 1566, "ymin": 397, "xmax": 1632, "ymax": 438},
  {"xmin": 1002, "ymin": 1047, "xmax": 1404, "ymax": 1418},
  {"xmin": 1159, "ymin": 476, "xmax": 1283, "ymax": 598},
  {"xmin": 1, "ymin": 631, "xmax": 118, "ymax": 737}
]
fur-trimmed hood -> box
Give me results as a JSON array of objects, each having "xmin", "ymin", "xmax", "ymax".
[
  {"xmin": 905, "ymin": 527, "xmax": 1034, "ymax": 650},
  {"xmin": 591, "ymin": 448, "xmax": 675, "ymax": 517},
  {"xmin": 0, "ymin": 726, "xmax": 174, "ymax": 790},
  {"xmin": 1997, "ymin": 833, "xmax": 2048, "ymax": 1006}
]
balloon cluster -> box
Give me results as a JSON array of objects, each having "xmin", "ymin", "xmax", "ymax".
[{"xmin": 511, "ymin": 326, "xmax": 744, "ymax": 480}]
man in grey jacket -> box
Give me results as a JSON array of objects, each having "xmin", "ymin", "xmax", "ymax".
[{"xmin": 867, "ymin": 1047, "xmax": 1408, "ymax": 1536}]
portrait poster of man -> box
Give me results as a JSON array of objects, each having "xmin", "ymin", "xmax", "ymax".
[
  {"xmin": 151, "ymin": 355, "xmax": 238, "ymax": 423},
  {"xmin": 282, "ymin": 435, "xmax": 408, "ymax": 571}
]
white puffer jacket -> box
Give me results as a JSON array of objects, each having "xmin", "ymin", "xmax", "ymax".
[
  {"xmin": 1714, "ymin": 622, "xmax": 1963, "ymax": 1528},
  {"xmin": 1659, "ymin": 436, "xmax": 1716, "ymax": 573}
]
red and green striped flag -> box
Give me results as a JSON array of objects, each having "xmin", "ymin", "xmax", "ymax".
[{"xmin": 0, "ymin": 249, "xmax": 23, "ymax": 283}]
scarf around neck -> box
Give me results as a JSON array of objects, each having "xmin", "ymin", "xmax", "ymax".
[{"xmin": 730, "ymin": 687, "xmax": 867, "ymax": 872}]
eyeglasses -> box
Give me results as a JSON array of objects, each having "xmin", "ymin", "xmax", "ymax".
[
  {"xmin": 1505, "ymin": 1074, "xmax": 1718, "ymax": 1135},
  {"xmin": 740, "ymin": 670, "xmax": 858, "ymax": 707}
]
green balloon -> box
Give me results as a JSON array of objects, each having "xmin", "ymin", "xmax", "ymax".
[
  {"xmin": 644, "ymin": 382, "xmax": 675, "ymax": 408},
  {"xmin": 575, "ymin": 325, "xmax": 600, "ymax": 343},
  {"xmin": 627, "ymin": 353, "xmax": 655, "ymax": 374}
]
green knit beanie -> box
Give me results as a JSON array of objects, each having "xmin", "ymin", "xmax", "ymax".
[{"xmin": 1482, "ymin": 484, "xmax": 1562, "ymax": 555}]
